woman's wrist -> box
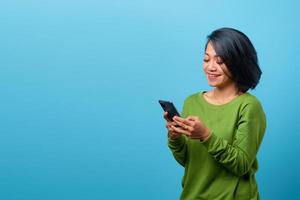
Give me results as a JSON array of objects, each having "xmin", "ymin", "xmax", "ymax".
[
  {"xmin": 200, "ymin": 128, "xmax": 211, "ymax": 141},
  {"xmin": 168, "ymin": 131, "xmax": 181, "ymax": 140}
]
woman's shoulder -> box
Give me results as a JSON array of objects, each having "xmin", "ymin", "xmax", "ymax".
[
  {"xmin": 240, "ymin": 92, "xmax": 262, "ymax": 106},
  {"xmin": 238, "ymin": 92, "xmax": 265, "ymax": 114}
]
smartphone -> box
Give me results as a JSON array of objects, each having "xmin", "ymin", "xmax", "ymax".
[{"xmin": 158, "ymin": 100, "xmax": 181, "ymax": 121}]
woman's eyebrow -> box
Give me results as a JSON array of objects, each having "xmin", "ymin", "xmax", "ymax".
[{"xmin": 205, "ymin": 52, "xmax": 220, "ymax": 57}]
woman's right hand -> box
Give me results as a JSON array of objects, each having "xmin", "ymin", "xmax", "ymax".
[{"xmin": 164, "ymin": 112, "xmax": 182, "ymax": 139}]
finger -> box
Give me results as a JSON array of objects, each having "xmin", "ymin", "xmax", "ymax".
[
  {"xmin": 186, "ymin": 116, "xmax": 199, "ymax": 122},
  {"xmin": 172, "ymin": 116, "xmax": 185, "ymax": 122},
  {"xmin": 168, "ymin": 131, "xmax": 181, "ymax": 139},
  {"xmin": 166, "ymin": 121, "xmax": 176, "ymax": 128},
  {"xmin": 186, "ymin": 116, "xmax": 195, "ymax": 121},
  {"xmin": 170, "ymin": 121, "xmax": 178, "ymax": 126},
  {"xmin": 169, "ymin": 130, "xmax": 181, "ymax": 137},
  {"xmin": 173, "ymin": 116, "xmax": 193, "ymax": 126},
  {"xmin": 163, "ymin": 112, "xmax": 168, "ymax": 119},
  {"xmin": 185, "ymin": 120, "xmax": 195, "ymax": 127},
  {"xmin": 166, "ymin": 124, "xmax": 174, "ymax": 132},
  {"xmin": 167, "ymin": 124, "xmax": 176, "ymax": 132},
  {"xmin": 171, "ymin": 125, "xmax": 191, "ymax": 136},
  {"xmin": 163, "ymin": 112, "xmax": 171, "ymax": 122},
  {"xmin": 173, "ymin": 120, "xmax": 190, "ymax": 131}
]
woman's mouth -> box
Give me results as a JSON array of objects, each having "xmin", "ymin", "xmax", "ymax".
[{"xmin": 208, "ymin": 74, "xmax": 221, "ymax": 79}]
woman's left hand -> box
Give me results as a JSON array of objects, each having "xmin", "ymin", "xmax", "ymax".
[{"xmin": 172, "ymin": 116, "xmax": 211, "ymax": 140}]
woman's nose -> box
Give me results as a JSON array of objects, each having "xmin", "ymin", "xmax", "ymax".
[{"xmin": 207, "ymin": 61, "xmax": 217, "ymax": 71}]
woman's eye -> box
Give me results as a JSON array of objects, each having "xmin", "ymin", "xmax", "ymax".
[
  {"xmin": 216, "ymin": 57, "xmax": 224, "ymax": 65},
  {"xmin": 203, "ymin": 59, "xmax": 209, "ymax": 62}
]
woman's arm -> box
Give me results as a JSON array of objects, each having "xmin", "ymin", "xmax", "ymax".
[
  {"xmin": 166, "ymin": 99, "xmax": 190, "ymax": 167},
  {"xmin": 168, "ymin": 135, "xmax": 188, "ymax": 166},
  {"xmin": 201, "ymin": 102, "xmax": 266, "ymax": 176},
  {"xmin": 172, "ymin": 100, "xmax": 266, "ymax": 176}
]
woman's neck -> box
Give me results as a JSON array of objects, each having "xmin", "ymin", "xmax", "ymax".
[
  {"xmin": 213, "ymin": 85, "xmax": 241, "ymax": 100},
  {"xmin": 204, "ymin": 85, "xmax": 243, "ymax": 105}
]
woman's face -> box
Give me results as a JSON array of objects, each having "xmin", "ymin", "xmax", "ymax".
[{"xmin": 203, "ymin": 42, "xmax": 234, "ymax": 88}]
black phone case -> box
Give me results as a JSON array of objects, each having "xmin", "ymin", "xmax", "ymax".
[{"xmin": 158, "ymin": 100, "xmax": 180, "ymax": 121}]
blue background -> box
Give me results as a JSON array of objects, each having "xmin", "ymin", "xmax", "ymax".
[{"xmin": 1, "ymin": 0, "xmax": 299, "ymax": 199}]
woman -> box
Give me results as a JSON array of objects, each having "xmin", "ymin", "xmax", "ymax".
[{"xmin": 164, "ymin": 28, "xmax": 266, "ymax": 200}]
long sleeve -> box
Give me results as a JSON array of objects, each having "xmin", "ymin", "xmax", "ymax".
[
  {"xmin": 201, "ymin": 101, "xmax": 266, "ymax": 176},
  {"xmin": 174, "ymin": 92, "xmax": 266, "ymax": 200},
  {"xmin": 167, "ymin": 99, "xmax": 189, "ymax": 167},
  {"xmin": 168, "ymin": 135, "xmax": 188, "ymax": 166}
]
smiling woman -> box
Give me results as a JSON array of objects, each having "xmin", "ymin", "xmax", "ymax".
[
  {"xmin": 163, "ymin": 28, "xmax": 266, "ymax": 200},
  {"xmin": 203, "ymin": 42, "xmax": 242, "ymax": 105}
]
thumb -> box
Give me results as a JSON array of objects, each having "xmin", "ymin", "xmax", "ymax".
[{"xmin": 186, "ymin": 116, "xmax": 197, "ymax": 121}]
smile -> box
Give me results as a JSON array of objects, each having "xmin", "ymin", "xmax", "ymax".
[{"xmin": 208, "ymin": 74, "xmax": 221, "ymax": 78}]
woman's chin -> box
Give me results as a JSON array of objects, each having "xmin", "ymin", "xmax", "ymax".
[{"xmin": 207, "ymin": 81, "xmax": 219, "ymax": 87}]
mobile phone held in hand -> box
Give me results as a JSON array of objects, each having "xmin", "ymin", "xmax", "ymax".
[{"xmin": 158, "ymin": 100, "xmax": 181, "ymax": 121}]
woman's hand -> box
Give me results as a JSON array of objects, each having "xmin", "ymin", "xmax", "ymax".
[
  {"xmin": 163, "ymin": 112, "xmax": 182, "ymax": 139},
  {"xmin": 172, "ymin": 115, "xmax": 211, "ymax": 141}
]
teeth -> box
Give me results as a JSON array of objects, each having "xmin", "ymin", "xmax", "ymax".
[{"xmin": 209, "ymin": 74, "xmax": 219, "ymax": 77}]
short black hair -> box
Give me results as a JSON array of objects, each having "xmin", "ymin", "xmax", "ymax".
[{"xmin": 205, "ymin": 27, "xmax": 262, "ymax": 93}]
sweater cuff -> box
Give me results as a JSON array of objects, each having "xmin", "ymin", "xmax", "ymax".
[
  {"xmin": 200, "ymin": 131, "xmax": 219, "ymax": 150},
  {"xmin": 168, "ymin": 135, "xmax": 186, "ymax": 148}
]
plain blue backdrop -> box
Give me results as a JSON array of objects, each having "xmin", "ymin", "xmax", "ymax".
[{"xmin": 1, "ymin": 0, "xmax": 299, "ymax": 199}]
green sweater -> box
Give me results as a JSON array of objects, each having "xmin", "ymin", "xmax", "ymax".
[{"xmin": 168, "ymin": 92, "xmax": 266, "ymax": 200}]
